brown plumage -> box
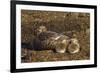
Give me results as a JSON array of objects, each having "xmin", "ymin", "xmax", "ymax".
[{"xmin": 33, "ymin": 26, "xmax": 80, "ymax": 54}]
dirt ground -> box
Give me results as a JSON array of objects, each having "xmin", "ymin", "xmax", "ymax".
[{"xmin": 21, "ymin": 10, "xmax": 90, "ymax": 63}]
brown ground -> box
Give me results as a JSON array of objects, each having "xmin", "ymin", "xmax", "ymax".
[{"xmin": 21, "ymin": 10, "xmax": 90, "ymax": 63}]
